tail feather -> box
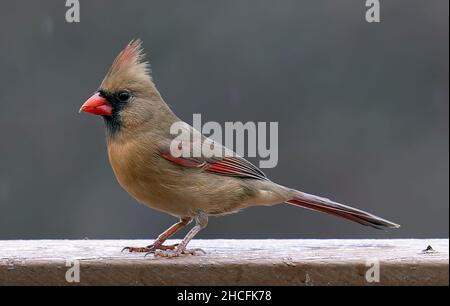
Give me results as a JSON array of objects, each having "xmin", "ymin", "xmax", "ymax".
[{"xmin": 286, "ymin": 192, "xmax": 400, "ymax": 230}]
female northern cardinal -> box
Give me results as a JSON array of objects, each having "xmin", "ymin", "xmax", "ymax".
[{"xmin": 79, "ymin": 40, "xmax": 399, "ymax": 257}]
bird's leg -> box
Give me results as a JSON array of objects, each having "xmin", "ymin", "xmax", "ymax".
[
  {"xmin": 154, "ymin": 213, "xmax": 208, "ymax": 257},
  {"xmin": 122, "ymin": 217, "xmax": 192, "ymax": 253}
]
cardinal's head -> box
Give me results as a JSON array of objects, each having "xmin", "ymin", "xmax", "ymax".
[{"xmin": 79, "ymin": 39, "xmax": 172, "ymax": 136}]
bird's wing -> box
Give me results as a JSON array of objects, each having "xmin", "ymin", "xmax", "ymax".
[
  {"xmin": 160, "ymin": 123, "xmax": 268, "ymax": 181},
  {"xmin": 162, "ymin": 150, "xmax": 268, "ymax": 180}
]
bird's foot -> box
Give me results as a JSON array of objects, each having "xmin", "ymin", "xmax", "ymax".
[
  {"xmin": 152, "ymin": 248, "xmax": 206, "ymax": 258},
  {"xmin": 122, "ymin": 243, "xmax": 178, "ymax": 253}
]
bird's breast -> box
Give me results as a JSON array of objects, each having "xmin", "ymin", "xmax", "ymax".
[{"xmin": 107, "ymin": 137, "xmax": 184, "ymax": 214}]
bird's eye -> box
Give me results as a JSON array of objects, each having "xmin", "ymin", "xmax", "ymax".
[{"xmin": 117, "ymin": 90, "xmax": 131, "ymax": 102}]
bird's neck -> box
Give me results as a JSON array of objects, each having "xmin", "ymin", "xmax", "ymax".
[{"xmin": 105, "ymin": 99, "xmax": 179, "ymax": 143}]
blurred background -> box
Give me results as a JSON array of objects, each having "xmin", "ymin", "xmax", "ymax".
[{"xmin": 0, "ymin": 0, "xmax": 448, "ymax": 239}]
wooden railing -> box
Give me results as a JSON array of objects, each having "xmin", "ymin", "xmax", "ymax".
[{"xmin": 0, "ymin": 239, "xmax": 448, "ymax": 285}]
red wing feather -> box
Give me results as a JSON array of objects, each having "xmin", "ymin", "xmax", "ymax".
[{"xmin": 161, "ymin": 150, "xmax": 267, "ymax": 180}]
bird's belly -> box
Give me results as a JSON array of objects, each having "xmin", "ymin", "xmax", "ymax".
[
  {"xmin": 107, "ymin": 142, "xmax": 255, "ymax": 217},
  {"xmin": 113, "ymin": 163, "xmax": 253, "ymax": 217},
  {"xmin": 113, "ymin": 168, "xmax": 193, "ymax": 217}
]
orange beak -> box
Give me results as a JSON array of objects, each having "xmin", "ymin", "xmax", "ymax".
[{"xmin": 79, "ymin": 93, "xmax": 113, "ymax": 116}]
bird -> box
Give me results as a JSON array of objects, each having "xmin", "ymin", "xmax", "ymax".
[{"xmin": 79, "ymin": 39, "xmax": 400, "ymax": 257}]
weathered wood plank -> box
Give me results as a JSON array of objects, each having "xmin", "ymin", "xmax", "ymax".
[{"xmin": 0, "ymin": 239, "xmax": 448, "ymax": 285}]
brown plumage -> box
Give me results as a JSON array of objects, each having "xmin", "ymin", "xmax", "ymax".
[{"xmin": 80, "ymin": 39, "xmax": 399, "ymax": 257}]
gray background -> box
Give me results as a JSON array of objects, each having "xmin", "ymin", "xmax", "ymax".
[{"xmin": 0, "ymin": 1, "xmax": 448, "ymax": 240}]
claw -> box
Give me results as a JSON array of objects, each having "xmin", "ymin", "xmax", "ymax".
[
  {"xmin": 122, "ymin": 243, "xmax": 180, "ymax": 254},
  {"xmin": 144, "ymin": 243, "xmax": 179, "ymax": 257},
  {"xmin": 122, "ymin": 246, "xmax": 151, "ymax": 253}
]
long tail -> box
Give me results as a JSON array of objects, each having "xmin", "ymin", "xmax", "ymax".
[{"xmin": 286, "ymin": 192, "xmax": 400, "ymax": 229}]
